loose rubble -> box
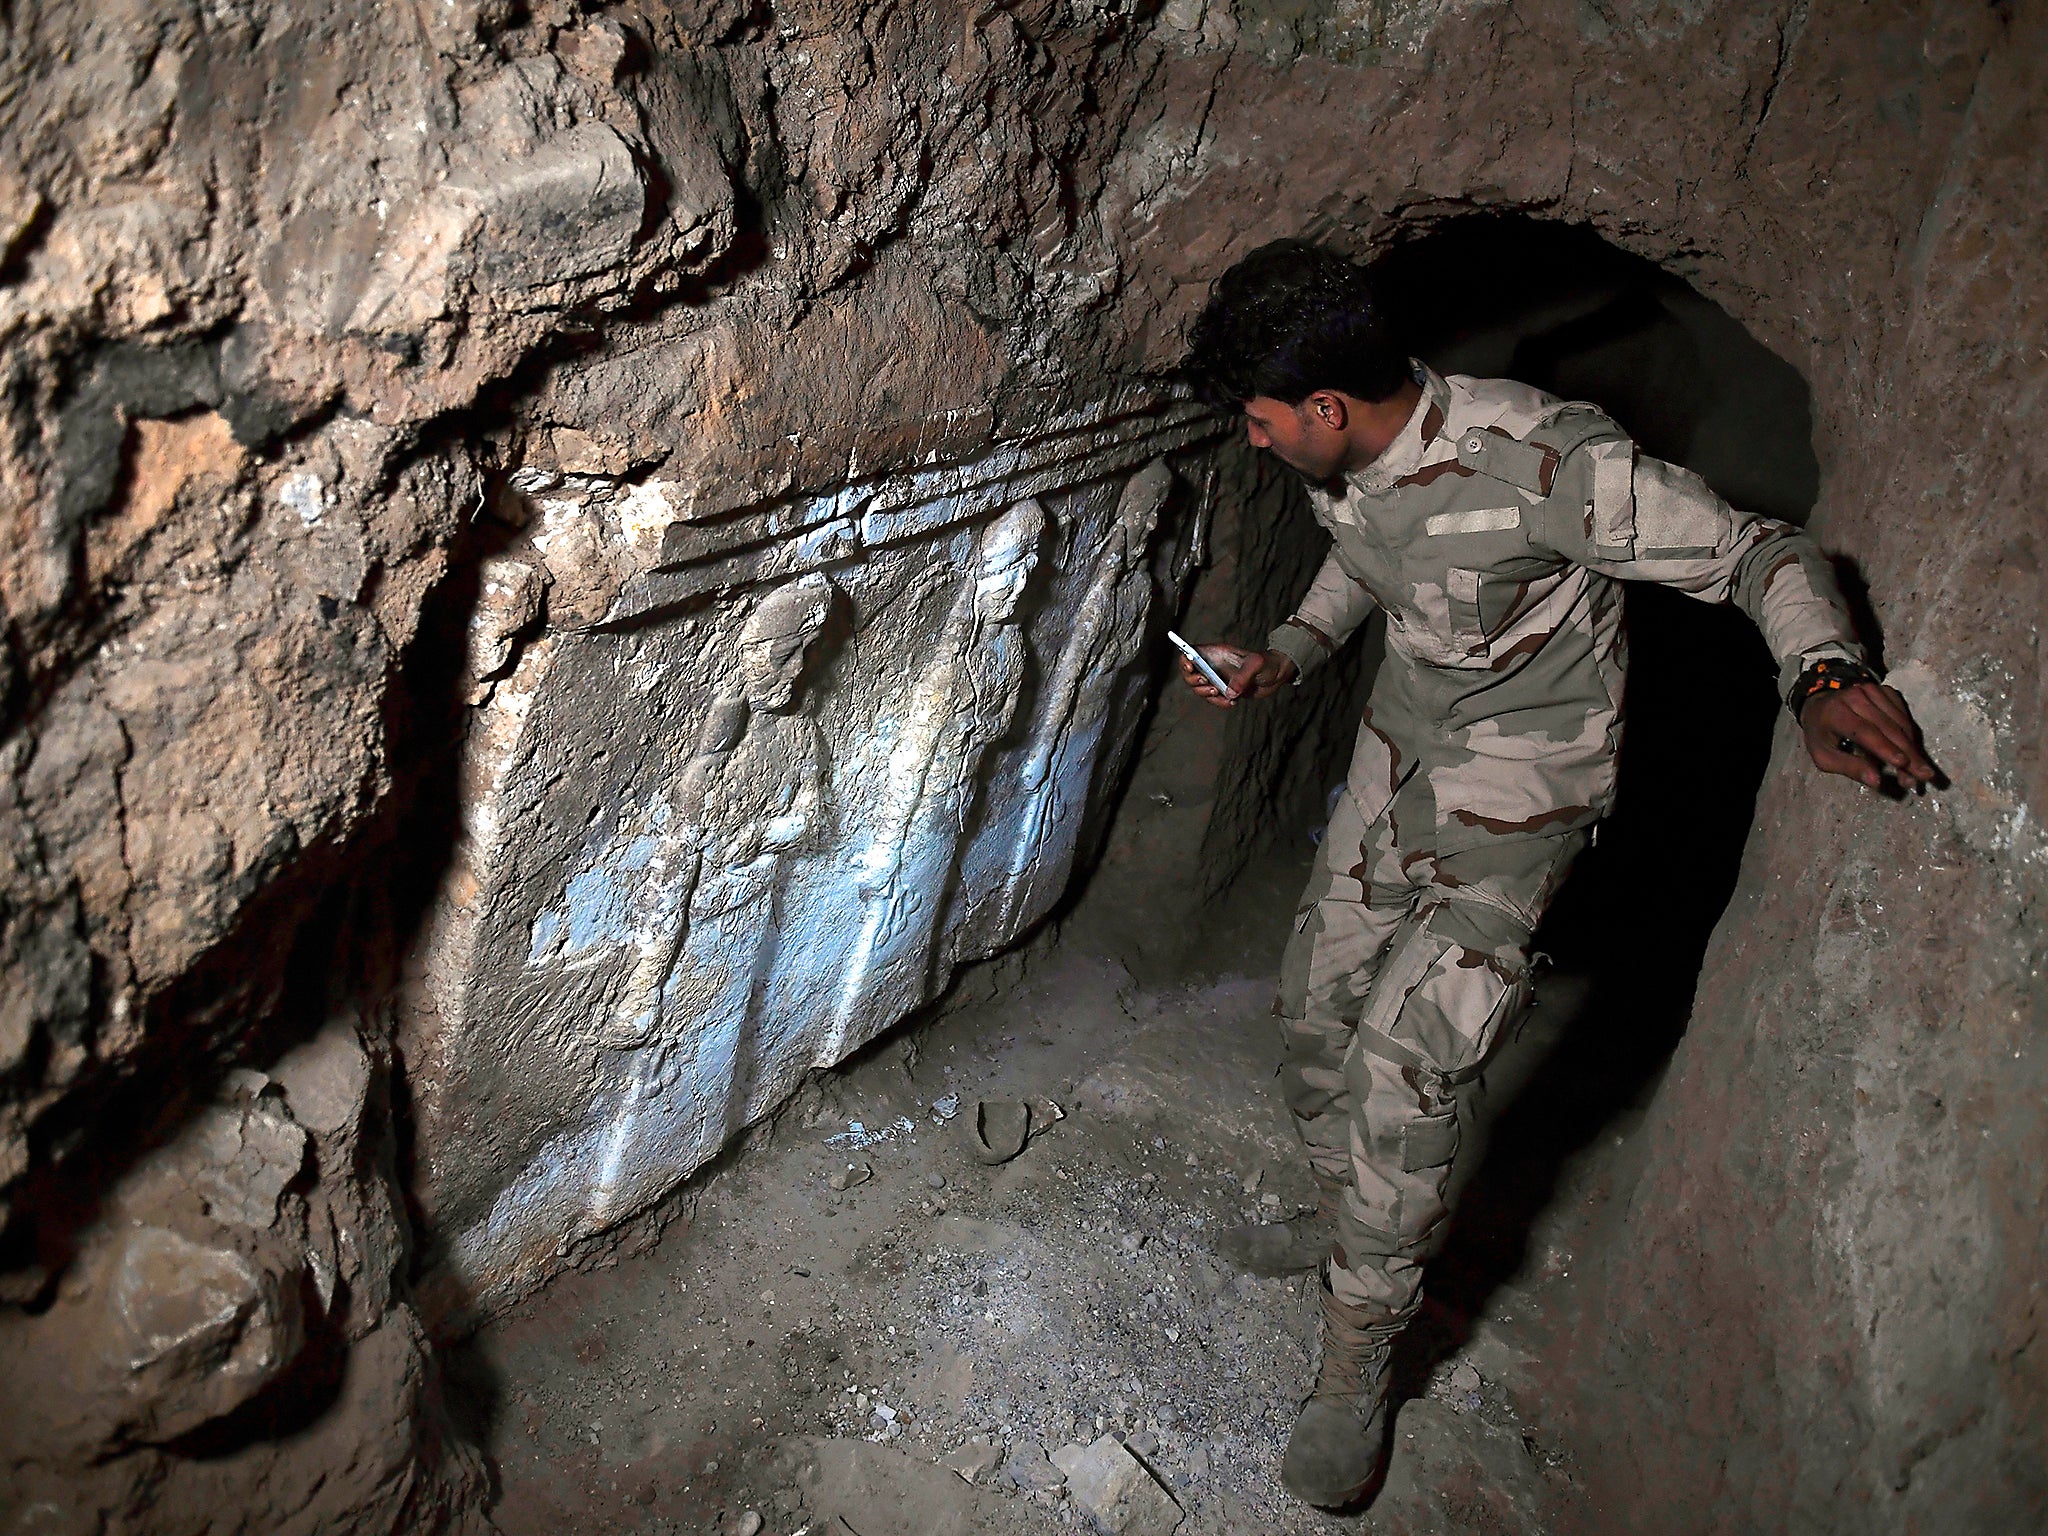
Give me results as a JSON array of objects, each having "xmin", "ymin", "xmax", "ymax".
[
  {"xmin": 461, "ymin": 950, "xmax": 1579, "ymax": 1534},
  {"xmin": 1054, "ymin": 1435, "xmax": 1184, "ymax": 1535}
]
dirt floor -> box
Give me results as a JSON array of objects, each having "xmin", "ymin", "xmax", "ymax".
[{"xmin": 449, "ymin": 803, "xmax": 1648, "ymax": 1536}]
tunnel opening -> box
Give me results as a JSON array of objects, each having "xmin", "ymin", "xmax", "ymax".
[{"xmin": 1046, "ymin": 213, "xmax": 1829, "ymax": 1390}]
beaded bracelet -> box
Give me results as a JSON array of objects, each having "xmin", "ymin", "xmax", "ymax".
[{"xmin": 1788, "ymin": 657, "xmax": 1882, "ymax": 720}]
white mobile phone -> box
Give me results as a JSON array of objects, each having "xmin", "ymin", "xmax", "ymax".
[{"xmin": 1167, "ymin": 630, "xmax": 1235, "ymax": 696}]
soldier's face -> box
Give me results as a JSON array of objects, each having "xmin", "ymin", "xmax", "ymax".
[{"xmin": 1242, "ymin": 395, "xmax": 1348, "ymax": 485}]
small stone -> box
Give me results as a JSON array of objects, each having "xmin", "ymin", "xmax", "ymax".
[
  {"xmin": 1005, "ymin": 1440, "xmax": 1067, "ymax": 1495},
  {"xmin": 1052, "ymin": 1435, "xmax": 1183, "ymax": 1534},
  {"xmin": 731, "ymin": 1514, "xmax": 763, "ymax": 1536},
  {"xmin": 1259, "ymin": 1192, "xmax": 1281, "ymax": 1208},
  {"xmin": 943, "ymin": 1437, "xmax": 1003, "ymax": 1484},
  {"xmin": 828, "ymin": 1164, "xmax": 872, "ymax": 1191},
  {"xmin": 1446, "ymin": 1358, "xmax": 1484, "ymax": 1412},
  {"xmin": 1242, "ymin": 1169, "xmax": 1262, "ymax": 1195},
  {"xmin": 927, "ymin": 1172, "xmax": 947, "ymax": 1189},
  {"xmin": 1127, "ymin": 1430, "xmax": 1159, "ymax": 1457},
  {"xmin": 1120, "ymin": 1233, "xmax": 1144, "ymax": 1253},
  {"xmin": 1186, "ymin": 1445, "xmax": 1210, "ymax": 1480}
]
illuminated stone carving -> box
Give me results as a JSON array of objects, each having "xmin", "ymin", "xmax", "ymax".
[
  {"xmin": 824, "ymin": 499, "xmax": 1045, "ymax": 1064},
  {"xmin": 401, "ymin": 399, "xmax": 1221, "ymax": 1318},
  {"xmin": 997, "ymin": 460, "xmax": 1173, "ymax": 934}
]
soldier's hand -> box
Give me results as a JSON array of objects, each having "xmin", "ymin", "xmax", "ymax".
[
  {"xmin": 1801, "ymin": 682, "xmax": 1940, "ymax": 793},
  {"xmin": 1179, "ymin": 644, "xmax": 1295, "ymax": 708}
]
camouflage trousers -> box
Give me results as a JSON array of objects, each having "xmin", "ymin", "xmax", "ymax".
[{"xmin": 1276, "ymin": 775, "xmax": 1587, "ymax": 1313}]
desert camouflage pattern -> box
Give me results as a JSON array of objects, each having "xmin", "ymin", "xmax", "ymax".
[
  {"xmin": 1278, "ymin": 772, "xmax": 1584, "ymax": 1310},
  {"xmin": 1264, "ymin": 365, "xmax": 1866, "ymax": 1313},
  {"xmin": 1264, "ymin": 364, "xmax": 1867, "ymax": 851}
]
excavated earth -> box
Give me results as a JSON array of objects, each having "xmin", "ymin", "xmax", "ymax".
[{"xmin": 1, "ymin": 1, "xmax": 2043, "ymax": 1534}]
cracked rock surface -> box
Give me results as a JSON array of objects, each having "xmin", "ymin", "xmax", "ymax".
[{"xmin": 2, "ymin": 0, "xmax": 2042, "ymax": 1531}]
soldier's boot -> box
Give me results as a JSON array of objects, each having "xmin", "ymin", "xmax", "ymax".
[
  {"xmin": 1280, "ymin": 1270, "xmax": 1403, "ymax": 1508},
  {"xmin": 1214, "ymin": 1170, "xmax": 1343, "ymax": 1276}
]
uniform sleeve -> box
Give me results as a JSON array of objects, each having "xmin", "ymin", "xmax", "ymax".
[
  {"xmin": 1265, "ymin": 541, "xmax": 1379, "ymax": 678},
  {"xmin": 1535, "ymin": 437, "xmax": 1870, "ymax": 695}
]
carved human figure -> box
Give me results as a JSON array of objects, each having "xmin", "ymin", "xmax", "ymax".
[
  {"xmin": 998, "ymin": 460, "xmax": 1171, "ymax": 931},
  {"xmin": 586, "ymin": 574, "xmax": 834, "ymax": 1225},
  {"xmin": 823, "ymin": 498, "xmax": 1046, "ymax": 1061}
]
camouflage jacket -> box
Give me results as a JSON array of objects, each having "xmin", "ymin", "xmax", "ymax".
[{"xmin": 1264, "ymin": 366, "xmax": 1868, "ymax": 854}]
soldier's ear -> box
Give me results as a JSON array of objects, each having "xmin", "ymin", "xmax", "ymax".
[{"xmin": 1305, "ymin": 390, "xmax": 1349, "ymax": 431}]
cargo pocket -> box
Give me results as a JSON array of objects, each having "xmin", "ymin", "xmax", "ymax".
[
  {"xmin": 1276, "ymin": 903, "xmax": 1320, "ymax": 1018},
  {"xmin": 1399, "ymin": 1109, "xmax": 1460, "ymax": 1173},
  {"xmin": 1362, "ymin": 903, "xmax": 1534, "ymax": 1081}
]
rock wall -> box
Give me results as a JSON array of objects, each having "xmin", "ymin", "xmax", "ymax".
[
  {"xmin": 1, "ymin": 0, "xmax": 2040, "ymax": 1531},
  {"xmin": 0, "ymin": 0, "xmax": 1212, "ymax": 1525}
]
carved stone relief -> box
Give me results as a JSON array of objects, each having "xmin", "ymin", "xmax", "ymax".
[{"xmin": 400, "ymin": 400, "xmax": 1220, "ymax": 1319}]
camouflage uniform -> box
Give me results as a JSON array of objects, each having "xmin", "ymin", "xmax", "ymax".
[{"xmin": 1263, "ymin": 364, "xmax": 1867, "ymax": 1314}]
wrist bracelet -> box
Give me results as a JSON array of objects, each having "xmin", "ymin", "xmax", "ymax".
[{"xmin": 1788, "ymin": 657, "xmax": 1882, "ymax": 720}]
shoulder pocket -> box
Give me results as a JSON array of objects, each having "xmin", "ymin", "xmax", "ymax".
[
  {"xmin": 1585, "ymin": 439, "xmax": 1637, "ymax": 556},
  {"xmin": 1454, "ymin": 428, "xmax": 1558, "ymax": 495}
]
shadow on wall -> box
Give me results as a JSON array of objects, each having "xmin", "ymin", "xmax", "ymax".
[{"xmin": 1363, "ymin": 216, "xmax": 1824, "ymax": 1336}]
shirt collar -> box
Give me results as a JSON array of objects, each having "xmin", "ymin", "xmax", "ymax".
[{"xmin": 1345, "ymin": 362, "xmax": 1450, "ymax": 495}]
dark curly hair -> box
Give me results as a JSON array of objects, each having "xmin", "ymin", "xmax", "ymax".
[{"xmin": 1181, "ymin": 239, "xmax": 1411, "ymax": 409}]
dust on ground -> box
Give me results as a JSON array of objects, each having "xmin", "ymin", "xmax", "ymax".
[{"xmin": 450, "ymin": 839, "xmax": 1620, "ymax": 1536}]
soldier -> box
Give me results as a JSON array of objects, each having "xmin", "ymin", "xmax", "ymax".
[{"xmin": 1176, "ymin": 240, "xmax": 1937, "ymax": 1509}]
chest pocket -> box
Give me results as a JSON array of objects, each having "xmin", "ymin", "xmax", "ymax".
[
  {"xmin": 1438, "ymin": 552, "xmax": 1558, "ymax": 657},
  {"xmin": 1446, "ymin": 568, "xmax": 1488, "ymax": 655}
]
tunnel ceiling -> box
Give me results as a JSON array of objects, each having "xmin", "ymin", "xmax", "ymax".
[{"xmin": 1, "ymin": 2, "xmax": 2042, "ymax": 1533}]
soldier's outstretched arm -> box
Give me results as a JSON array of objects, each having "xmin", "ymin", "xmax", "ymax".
[{"xmin": 1537, "ymin": 439, "xmax": 1938, "ymax": 791}]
